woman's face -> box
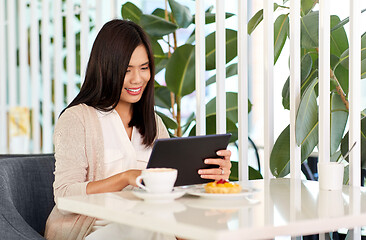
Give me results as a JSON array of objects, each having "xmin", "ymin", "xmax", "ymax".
[{"xmin": 120, "ymin": 44, "xmax": 151, "ymax": 106}]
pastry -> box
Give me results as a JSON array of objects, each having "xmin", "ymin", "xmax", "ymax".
[{"xmin": 204, "ymin": 179, "xmax": 242, "ymax": 194}]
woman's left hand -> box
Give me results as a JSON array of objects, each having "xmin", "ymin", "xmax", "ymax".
[{"xmin": 198, "ymin": 149, "xmax": 232, "ymax": 180}]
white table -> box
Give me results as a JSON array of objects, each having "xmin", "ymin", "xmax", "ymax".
[{"xmin": 58, "ymin": 178, "xmax": 366, "ymax": 239}]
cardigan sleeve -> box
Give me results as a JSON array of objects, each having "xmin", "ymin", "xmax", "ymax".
[{"xmin": 53, "ymin": 108, "xmax": 90, "ymax": 207}]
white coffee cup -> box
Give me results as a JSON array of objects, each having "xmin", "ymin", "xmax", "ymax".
[
  {"xmin": 136, "ymin": 168, "xmax": 177, "ymax": 193},
  {"xmin": 318, "ymin": 162, "xmax": 344, "ymax": 191}
]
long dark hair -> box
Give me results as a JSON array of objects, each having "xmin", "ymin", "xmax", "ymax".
[{"xmin": 66, "ymin": 19, "xmax": 156, "ymax": 146}]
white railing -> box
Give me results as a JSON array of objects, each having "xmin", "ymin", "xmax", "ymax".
[
  {"xmin": 0, "ymin": 0, "xmax": 363, "ymax": 186},
  {"xmin": 0, "ymin": 0, "xmax": 118, "ymax": 154}
]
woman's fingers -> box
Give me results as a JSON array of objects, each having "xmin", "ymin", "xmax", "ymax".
[
  {"xmin": 198, "ymin": 163, "xmax": 231, "ymax": 180},
  {"xmin": 216, "ymin": 149, "xmax": 231, "ymax": 160},
  {"xmin": 198, "ymin": 149, "xmax": 232, "ymax": 180}
]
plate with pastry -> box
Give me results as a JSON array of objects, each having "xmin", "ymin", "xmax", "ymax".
[{"xmin": 186, "ymin": 179, "xmax": 259, "ymax": 200}]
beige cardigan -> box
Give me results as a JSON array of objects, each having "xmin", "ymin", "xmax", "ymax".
[{"xmin": 45, "ymin": 104, "xmax": 169, "ymax": 240}]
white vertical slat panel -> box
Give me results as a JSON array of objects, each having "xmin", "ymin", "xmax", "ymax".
[
  {"xmin": 238, "ymin": 0, "xmax": 248, "ymax": 181},
  {"xmin": 263, "ymin": 0, "xmax": 274, "ymax": 179},
  {"xmin": 0, "ymin": 0, "xmax": 7, "ymax": 153},
  {"xmin": 290, "ymin": 0, "xmax": 301, "ymax": 179},
  {"xmin": 216, "ymin": 0, "xmax": 226, "ymax": 134},
  {"xmin": 19, "ymin": 0, "xmax": 29, "ymax": 107},
  {"xmin": 110, "ymin": 0, "xmax": 118, "ymax": 19},
  {"xmin": 318, "ymin": 0, "xmax": 330, "ymax": 165},
  {"xmin": 349, "ymin": 1, "xmax": 361, "ymax": 239},
  {"xmin": 95, "ymin": 0, "xmax": 103, "ymax": 33},
  {"xmin": 290, "ymin": 178, "xmax": 301, "ymax": 240},
  {"xmin": 80, "ymin": 0, "xmax": 89, "ymax": 84},
  {"xmin": 7, "ymin": 0, "xmax": 17, "ymax": 107},
  {"xmin": 42, "ymin": 0, "xmax": 52, "ymax": 152},
  {"xmin": 195, "ymin": 0, "xmax": 206, "ymax": 136},
  {"xmin": 54, "ymin": 0, "xmax": 64, "ymax": 118},
  {"xmin": 80, "ymin": 0, "xmax": 90, "ymax": 83},
  {"xmin": 349, "ymin": 0, "xmax": 361, "ymax": 187},
  {"xmin": 66, "ymin": 0, "xmax": 76, "ymax": 104},
  {"xmin": 31, "ymin": 0, "xmax": 41, "ymax": 153}
]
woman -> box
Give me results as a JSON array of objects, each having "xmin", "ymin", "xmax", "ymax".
[{"xmin": 45, "ymin": 19, "xmax": 232, "ymax": 240}]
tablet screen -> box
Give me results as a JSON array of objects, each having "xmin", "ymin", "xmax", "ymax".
[{"xmin": 147, "ymin": 133, "xmax": 232, "ymax": 186}]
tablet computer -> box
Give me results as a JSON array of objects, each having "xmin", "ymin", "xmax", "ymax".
[{"xmin": 146, "ymin": 133, "xmax": 232, "ymax": 186}]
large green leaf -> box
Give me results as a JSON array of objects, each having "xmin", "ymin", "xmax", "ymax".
[
  {"xmin": 165, "ymin": 44, "xmax": 195, "ymax": 97},
  {"xmin": 206, "ymin": 63, "xmax": 237, "ymax": 86},
  {"xmin": 338, "ymin": 33, "xmax": 366, "ymax": 80},
  {"xmin": 301, "ymin": 0, "xmax": 315, "ymax": 16},
  {"xmin": 229, "ymin": 162, "xmax": 263, "ymax": 181},
  {"xmin": 301, "ymin": 11, "xmax": 349, "ymax": 55},
  {"xmin": 155, "ymin": 56, "xmax": 169, "ymax": 74},
  {"xmin": 140, "ymin": 14, "xmax": 178, "ymax": 38},
  {"xmin": 270, "ymin": 122, "xmax": 318, "ymax": 177},
  {"xmin": 155, "ymin": 111, "xmax": 178, "ymax": 130},
  {"xmin": 121, "ymin": 2, "xmax": 142, "ymax": 23},
  {"xmin": 248, "ymin": 4, "xmax": 280, "ymax": 35},
  {"xmin": 151, "ymin": 8, "xmax": 172, "ymax": 21},
  {"xmin": 205, "ymin": 29, "xmax": 237, "ymax": 70},
  {"xmin": 189, "ymin": 115, "xmax": 238, "ymax": 142},
  {"xmin": 151, "ymin": 39, "xmax": 165, "ymax": 66},
  {"xmin": 154, "ymin": 84, "xmax": 171, "ymax": 109},
  {"xmin": 296, "ymin": 78, "xmax": 318, "ymax": 145},
  {"xmin": 168, "ymin": 0, "xmax": 192, "ymax": 28},
  {"xmin": 274, "ymin": 14, "xmax": 289, "ymax": 64},
  {"xmin": 330, "ymin": 93, "xmax": 348, "ymax": 155},
  {"xmin": 270, "ymin": 125, "xmax": 291, "ymax": 177},
  {"xmin": 341, "ymin": 116, "xmax": 366, "ymax": 168},
  {"xmin": 301, "ymin": 11, "xmax": 319, "ymax": 49},
  {"xmin": 206, "ymin": 92, "xmax": 252, "ymax": 125},
  {"xmin": 330, "ymin": 16, "xmax": 349, "ymax": 57},
  {"xmin": 248, "ymin": 9, "xmax": 263, "ymax": 35},
  {"xmin": 282, "ymin": 53, "xmax": 313, "ymax": 110},
  {"xmin": 332, "ymin": 53, "xmax": 349, "ymax": 94},
  {"xmin": 192, "ymin": 12, "xmax": 235, "ymax": 25}
]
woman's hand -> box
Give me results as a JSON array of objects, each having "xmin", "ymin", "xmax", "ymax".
[
  {"xmin": 86, "ymin": 169, "xmax": 142, "ymax": 194},
  {"xmin": 124, "ymin": 169, "xmax": 142, "ymax": 187},
  {"xmin": 198, "ymin": 149, "xmax": 232, "ymax": 180}
]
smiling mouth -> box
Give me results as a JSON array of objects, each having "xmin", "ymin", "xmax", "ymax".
[{"xmin": 125, "ymin": 87, "xmax": 142, "ymax": 95}]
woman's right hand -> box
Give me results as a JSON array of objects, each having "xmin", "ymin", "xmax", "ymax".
[
  {"xmin": 123, "ymin": 169, "xmax": 142, "ymax": 187},
  {"xmin": 87, "ymin": 169, "xmax": 142, "ymax": 194}
]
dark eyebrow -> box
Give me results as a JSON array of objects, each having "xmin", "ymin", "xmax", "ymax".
[{"xmin": 128, "ymin": 61, "xmax": 149, "ymax": 67}]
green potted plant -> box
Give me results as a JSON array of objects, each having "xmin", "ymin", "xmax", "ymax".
[{"xmin": 247, "ymin": 0, "xmax": 366, "ymax": 181}]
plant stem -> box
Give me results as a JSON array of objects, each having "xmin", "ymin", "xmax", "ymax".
[
  {"xmin": 329, "ymin": 68, "xmax": 349, "ymax": 110},
  {"xmin": 170, "ymin": 92, "xmax": 176, "ymax": 123},
  {"xmin": 315, "ymin": 48, "xmax": 349, "ymax": 110},
  {"xmin": 176, "ymin": 95, "xmax": 182, "ymax": 136}
]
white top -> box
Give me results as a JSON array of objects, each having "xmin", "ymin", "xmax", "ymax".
[
  {"xmin": 96, "ymin": 109, "xmax": 152, "ymax": 178},
  {"xmin": 93, "ymin": 109, "xmax": 153, "ymax": 230}
]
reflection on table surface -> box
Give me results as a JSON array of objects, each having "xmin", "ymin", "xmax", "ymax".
[{"xmin": 58, "ymin": 178, "xmax": 366, "ymax": 240}]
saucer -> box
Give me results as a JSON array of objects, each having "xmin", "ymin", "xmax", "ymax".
[
  {"xmin": 132, "ymin": 189, "xmax": 186, "ymax": 203},
  {"xmin": 186, "ymin": 185, "xmax": 259, "ymax": 200}
]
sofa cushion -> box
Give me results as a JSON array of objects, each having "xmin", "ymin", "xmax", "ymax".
[{"xmin": 0, "ymin": 154, "xmax": 55, "ymax": 237}]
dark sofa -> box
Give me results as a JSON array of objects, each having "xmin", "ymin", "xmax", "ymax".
[{"xmin": 0, "ymin": 154, "xmax": 55, "ymax": 239}]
